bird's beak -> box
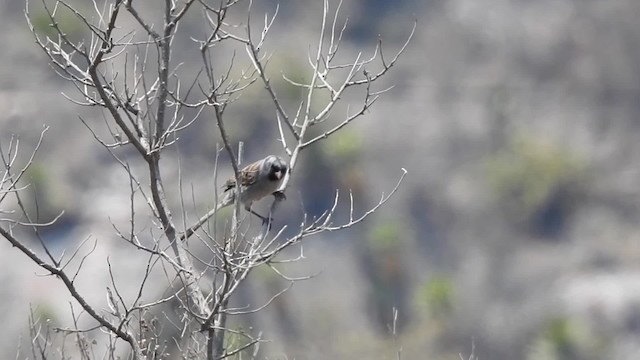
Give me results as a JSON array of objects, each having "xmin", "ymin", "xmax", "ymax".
[{"xmin": 276, "ymin": 171, "xmax": 283, "ymax": 180}]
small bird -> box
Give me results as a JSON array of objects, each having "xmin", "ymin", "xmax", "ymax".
[{"xmin": 217, "ymin": 155, "xmax": 288, "ymax": 223}]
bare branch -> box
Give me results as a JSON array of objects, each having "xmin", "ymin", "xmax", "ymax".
[
  {"xmin": 0, "ymin": 226, "xmax": 144, "ymax": 358},
  {"xmin": 20, "ymin": 0, "xmax": 413, "ymax": 357}
]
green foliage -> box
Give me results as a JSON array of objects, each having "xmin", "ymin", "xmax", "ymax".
[
  {"xmin": 322, "ymin": 130, "xmax": 364, "ymax": 164},
  {"xmin": 26, "ymin": 162, "xmax": 48, "ymax": 190},
  {"xmin": 364, "ymin": 221, "xmax": 411, "ymax": 333},
  {"xmin": 223, "ymin": 327, "xmax": 256, "ymax": 359},
  {"xmin": 215, "ymin": 205, "xmax": 233, "ymax": 219},
  {"xmin": 545, "ymin": 317, "xmax": 578, "ymax": 353},
  {"xmin": 25, "ymin": 162, "xmax": 62, "ymax": 222},
  {"xmin": 270, "ymin": 55, "xmax": 330, "ymax": 108},
  {"xmin": 267, "ymin": 54, "xmax": 346, "ymax": 122},
  {"xmin": 527, "ymin": 317, "xmax": 606, "ymax": 360},
  {"xmin": 278, "ymin": 57, "xmax": 311, "ymax": 93},
  {"xmin": 31, "ymin": 303, "xmax": 59, "ymax": 327},
  {"xmin": 318, "ymin": 130, "xmax": 365, "ymax": 190},
  {"xmin": 368, "ymin": 221, "xmax": 405, "ymax": 253},
  {"xmin": 486, "ymin": 134, "xmax": 586, "ymax": 231},
  {"xmin": 252, "ymin": 263, "xmax": 281, "ymax": 283},
  {"xmin": 31, "ymin": 8, "xmax": 84, "ymax": 41},
  {"xmin": 417, "ymin": 276, "xmax": 454, "ymax": 318}
]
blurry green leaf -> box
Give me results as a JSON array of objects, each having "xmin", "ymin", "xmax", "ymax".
[
  {"xmin": 25, "ymin": 162, "xmax": 62, "ymax": 221},
  {"xmin": 527, "ymin": 316, "xmax": 607, "ymax": 360},
  {"xmin": 418, "ymin": 276, "xmax": 454, "ymax": 317},
  {"xmin": 322, "ymin": 130, "xmax": 363, "ymax": 164},
  {"xmin": 31, "ymin": 8, "xmax": 84, "ymax": 41},
  {"xmin": 224, "ymin": 326, "xmax": 256, "ymax": 357},
  {"xmin": 368, "ymin": 221, "xmax": 405, "ymax": 252},
  {"xmin": 32, "ymin": 303, "xmax": 58, "ymax": 327},
  {"xmin": 486, "ymin": 134, "xmax": 586, "ymax": 226}
]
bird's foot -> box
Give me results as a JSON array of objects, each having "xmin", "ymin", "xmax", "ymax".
[
  {"xmin": 273, "ymin": 190, "xmax": 286, "ymax": 201},
  {"xmin": 250, "ymin": 209, "xmax": 274, "ymax": 230},
  {"xmin": 261, "ymin": 216, "xmax": 274, "ymax": 231}
]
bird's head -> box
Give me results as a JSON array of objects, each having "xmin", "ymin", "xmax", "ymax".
[{"xmin": 266, "ymin": 155, "xmax": 288, "ymax": 181}]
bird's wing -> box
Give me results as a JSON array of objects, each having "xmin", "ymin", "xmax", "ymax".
[{"xmin": 222, "ymin": 158, "xmax": 261, "ymax": 191}]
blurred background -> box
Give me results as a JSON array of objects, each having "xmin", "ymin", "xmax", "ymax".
[{"xmin": 2, "ymin": 0, "xmax": 640, "ymax": 359}]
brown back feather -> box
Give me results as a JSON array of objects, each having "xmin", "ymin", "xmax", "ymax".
[{"xmin": 222, "ymin": 160, "xmax": 261, "ymax": 191}]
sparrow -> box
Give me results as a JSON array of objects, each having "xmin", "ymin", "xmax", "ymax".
[{"xmin": 217, "ymin": 155, "xmax": 288, "ymax": 223}]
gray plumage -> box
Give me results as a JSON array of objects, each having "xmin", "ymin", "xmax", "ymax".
[{"xmin": 217, "ymin": 155, "xmax": 288, "ymax": 221}]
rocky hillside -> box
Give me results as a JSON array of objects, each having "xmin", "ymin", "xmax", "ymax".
[{"xmin": 1, "ymin": 0, "xmax": 640, "ymax": 359}]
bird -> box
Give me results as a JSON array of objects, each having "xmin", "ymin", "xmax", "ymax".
[{"xmin": 217, "ymin": 155, "xmax": 288, "ymax": 223}]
